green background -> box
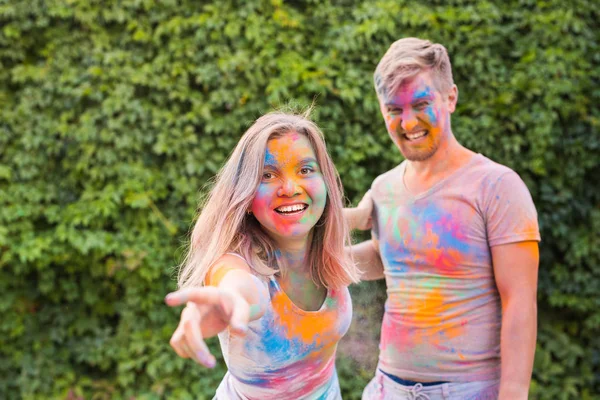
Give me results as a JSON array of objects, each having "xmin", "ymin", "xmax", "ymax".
[{"xmin": 1, "ymin": 0, "xmax": 598, "ymax": 399}]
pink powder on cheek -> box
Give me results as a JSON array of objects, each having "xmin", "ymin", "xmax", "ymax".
[
  {"xmin": 251, "ymin": 184, "xmax": 272, "ymax": 213},
  {"xmin": 251, "ymin": 185, "xmax": 278, "ymax": 229},
  {"xmin": 251, "ymin": 184, "xmax": 297, "ymax": 236}
]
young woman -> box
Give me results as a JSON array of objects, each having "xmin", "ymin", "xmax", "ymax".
[{"xmin": 165, "ymin": 111, "xmax": 360, "ymax": 399}]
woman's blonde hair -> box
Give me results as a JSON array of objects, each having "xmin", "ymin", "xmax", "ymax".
[
  {"xmin": 178, "ymin": 111, "xmax": 359, "ymax": 289},
  {"xmin": 374, "ymin": 37, "xmax": 454, "ymax": 100}
]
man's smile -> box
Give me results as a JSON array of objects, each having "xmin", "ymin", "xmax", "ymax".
[{"xmin": 403, "ymin": 129, "xmax": 428, "ymax": 141}]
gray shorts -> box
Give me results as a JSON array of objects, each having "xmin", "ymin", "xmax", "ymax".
[{"xmin": 362, "ymin": 369, "xmax": 499, "ymax": 400}]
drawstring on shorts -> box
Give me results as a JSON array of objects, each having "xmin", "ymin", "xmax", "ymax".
[{"xmin": 406, "ymin": 383, "xmax": 431, "ymax": 400}]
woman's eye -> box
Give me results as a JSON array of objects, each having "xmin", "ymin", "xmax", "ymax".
[
  {"xmin": 262, "ymin": 172, "xmax": 273, "ymax": 179},
  {"xmin": 300, "ymin": 167, "xmax": 313, "ymax": 175}
]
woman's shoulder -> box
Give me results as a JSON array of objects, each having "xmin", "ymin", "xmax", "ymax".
[
  {"xmin": 205, "ymin": 253, "xmax": 255, "ymax": 286},
  {"xmin": 320, "ymin": 285, "xmax": 351, "ymax": 314}
]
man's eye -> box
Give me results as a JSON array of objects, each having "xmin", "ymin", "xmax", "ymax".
[
  {"xmin": 388, "ymin": 108, "xmax": 401, "ymax": 114},
  {"xmin": 415, "ymin": 102, "xmax": 429, "ymax": 109}
]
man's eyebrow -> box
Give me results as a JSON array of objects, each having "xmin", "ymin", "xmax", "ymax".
[
  {"xmin": 384, "ymin": 87, "xmax": 434, "ymax": 106},
  {"xmin": 412, "ymin": 87, "xmax": 434, "ymax": 101}
]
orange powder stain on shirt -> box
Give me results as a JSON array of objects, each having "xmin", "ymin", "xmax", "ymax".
[
  {"xmin": 405, "ymin": 287, "xmax": 468, "ymax": 358},
  {"xmin": 270, "ymin": 290, "xmax": 339, "ymax": 347}
]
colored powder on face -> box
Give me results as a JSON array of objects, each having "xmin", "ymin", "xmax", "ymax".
[
  {"xmin": 264, "ymin": 147, "xmax": 277, "ymax": 167},
  {"xmin": 424, "ymin": 105, "xmax": 438, "ymax": 125},
  {"xmin": 412, "ymin": 86, "xmax": 433, "ymax": 101},
  {"xmin": 251, "ymin": 133, "xmax": 327, "ymax": 239}
]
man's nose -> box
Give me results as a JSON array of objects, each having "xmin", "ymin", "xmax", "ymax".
[
  {"xmin": 277, "ymin": 178, "xmax": 301, "ymax": 197},
  {"xmin": 400, "ymin": 110, "xmax": 419, "ymax": 132}
]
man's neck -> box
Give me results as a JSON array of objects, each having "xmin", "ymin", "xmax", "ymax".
[
  {"xmin": 406, "ymin": 134, "xmax": 472, "ymax": 178},
  {"xmin": 403, "ymin": 134, "xmax": 476, "ymax": 195}
]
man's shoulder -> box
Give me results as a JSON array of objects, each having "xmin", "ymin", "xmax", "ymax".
[
  {"xmin": 462, "ymin": 154, "xmax": 519, "ymax": 183},
  {"xmin": 462, "ymin": 155, "xmax": 535, "ymax": 211},
  {"xmin": 372, "ymin": 162, "xmax": 405, "ymax": 189}
]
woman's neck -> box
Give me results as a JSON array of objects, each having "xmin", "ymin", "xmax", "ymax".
[
  {"xmin": 273, "ymin": 231, "xmax": 313, "ymax": 273},
  {"xmin": 276, "ymin": 246, "xmax": 310, "ymax": 273},
  {"xmin": 275, "ymin": 243, "xmax": 327, "ymax": 312}
]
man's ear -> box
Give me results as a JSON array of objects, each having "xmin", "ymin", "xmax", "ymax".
[{"xmin": 447, "ymin": 84, "xmax": 458, "ymax": 113}]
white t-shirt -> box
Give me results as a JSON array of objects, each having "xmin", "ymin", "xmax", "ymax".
[{"xmin": 372, "ymin": 154, "xmax": 540, "ymax": 382}]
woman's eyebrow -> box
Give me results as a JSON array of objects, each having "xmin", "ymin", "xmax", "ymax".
[
  {"xmin": 297, "ymin": 157, "xmax": 318, "ymax": 165},
  {"xmin": 264, "ymin": 157, "xmax": 318, "ymax": 169}
]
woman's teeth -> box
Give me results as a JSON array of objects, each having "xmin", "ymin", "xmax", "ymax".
[{"xmin": 275, "ymin": 204, "xmax": 308, "ymax": 214}]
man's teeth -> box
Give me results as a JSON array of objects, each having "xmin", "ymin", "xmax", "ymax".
[
  {"xmin": 276, "ymin": 204, "xmax": 307, "ymax": 213},
  {"xmin": 405, "ymin": 130, "xmax": 427, "ymax": 140}
]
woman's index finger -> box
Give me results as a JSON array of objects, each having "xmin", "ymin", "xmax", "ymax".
[{"xmin": 165, "ymin": 286, "xmax": 223, "ymax": 307}]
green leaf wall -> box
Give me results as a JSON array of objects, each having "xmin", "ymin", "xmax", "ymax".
[{"xmin": 1, "ymin": 0, "xmax": 598, "ymax": 398}]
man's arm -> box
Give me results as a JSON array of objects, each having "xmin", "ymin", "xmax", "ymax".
[
  {"xmin": 349, "ymin": 238, "xmax": 385, "ymax": 281},
  {"xmin": 492, "ymin": 241, "xmax": 539, "ymax": 400},
  {"xmin": 344, "ymin": 190, "xmax": 373, "ymax": 231}
]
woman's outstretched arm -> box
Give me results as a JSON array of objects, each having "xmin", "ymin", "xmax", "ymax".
[{"xmin": 165, "ymin": 254, "xmax": 268, "ymax": 367}]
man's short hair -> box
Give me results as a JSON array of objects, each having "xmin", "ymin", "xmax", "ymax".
[{"xmin": 374, "ymin": 37, "xmax": 454, "ymax": 99}]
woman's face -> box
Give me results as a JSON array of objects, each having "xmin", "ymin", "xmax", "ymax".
[{"xmin": 250, "ymin": 132, "xmax": 328, "ymax": 246}]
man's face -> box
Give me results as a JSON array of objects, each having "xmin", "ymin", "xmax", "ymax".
[{"xmin": 379, "ymin": 71, "xmax": 457, "ymax": 162}]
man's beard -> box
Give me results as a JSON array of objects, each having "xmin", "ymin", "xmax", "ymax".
[{"xmin": 397, "ymin": 138, "xmax": 439, "ymax": 161}]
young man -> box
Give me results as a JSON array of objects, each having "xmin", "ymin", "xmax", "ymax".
[{"xmin": 347, "ymin": 38, "xmax": 540, "ymax": 400}]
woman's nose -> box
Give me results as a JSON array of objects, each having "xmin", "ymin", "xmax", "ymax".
[{"xmin": 277, "ymin": 178, "xmax": 301, "ymax": 197}]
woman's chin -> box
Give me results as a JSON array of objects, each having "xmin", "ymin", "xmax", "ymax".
[{"xmin": 269, "ymin": 227, "xmax": 316, "ymax": 246}]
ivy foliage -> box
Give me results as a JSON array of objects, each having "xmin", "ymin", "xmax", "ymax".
[{"xmin": 0, "ymin": 0, "xmax": 598, "ymax": 399}]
